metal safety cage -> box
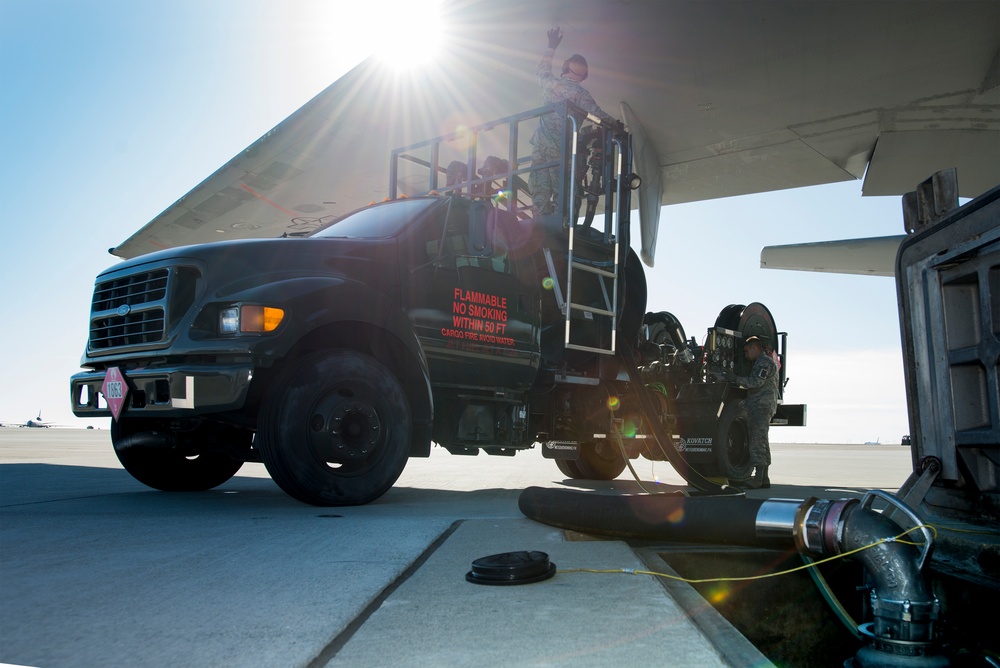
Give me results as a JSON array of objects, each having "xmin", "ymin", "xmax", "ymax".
[
  {"xmin": 389, "ymin": 105, "xmax": 549, "ymax": 220},
  {"xmin": 388, "ymin": 102, "xmax": 629, "ymax": 227}
]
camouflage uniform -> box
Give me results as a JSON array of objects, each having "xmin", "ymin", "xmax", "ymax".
[
  {"xmin": 734, "ymin": 351, "xmax": 780, "ymax": 470},
  {"xmin": 530, "ymin": 47, "xmax": 614, "ymax": 215}
]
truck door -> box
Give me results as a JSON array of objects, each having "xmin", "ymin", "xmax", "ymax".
[{"xmin": 405, "ymin": 198, "xmax": 540, "ymax": 390}]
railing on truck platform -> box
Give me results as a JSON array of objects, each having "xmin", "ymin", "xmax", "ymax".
[{"xmin": 389, "ymin": 102, "xmax": 633, "ymax": 356}]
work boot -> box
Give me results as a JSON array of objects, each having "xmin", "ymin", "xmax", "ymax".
[{"xmin": 761, "ymin": 465, "xmax": 771, "ymax": 489}]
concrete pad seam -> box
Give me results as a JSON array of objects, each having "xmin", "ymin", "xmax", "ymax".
[
  {"xmin": 306, "ymin": 520, "xmax": 463, "ymax": 668},
  {"xmin": 1, "ymin": 492, "xmax": 126, "ymax": 509}
]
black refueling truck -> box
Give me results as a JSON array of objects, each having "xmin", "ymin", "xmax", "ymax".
[{"xmin": 70, "ymin": 103, "xmax": 805, "ymax": 505}]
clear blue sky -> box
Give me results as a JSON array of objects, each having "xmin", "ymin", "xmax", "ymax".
[{"xmin": 0, "ymin": 0, "xmax": 909, "ymax": 442}]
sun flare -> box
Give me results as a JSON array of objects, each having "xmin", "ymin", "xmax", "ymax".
[{"xmin": 373, "ymin": 0, "xmax": 445, "ymax": 70}]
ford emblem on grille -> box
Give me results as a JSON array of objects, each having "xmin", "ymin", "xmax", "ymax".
[{"xmin": 117, "ymin": 304, "xmax": 131, "ymax": 316}]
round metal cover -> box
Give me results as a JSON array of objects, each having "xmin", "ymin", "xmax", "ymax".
[{"xmin": 466, "ymin": 550, "xmax": 556, "ymax": 586}]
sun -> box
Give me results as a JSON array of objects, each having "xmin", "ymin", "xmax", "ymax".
[{"xmin": 373, "ymin": 0, "xmax": 445, "ymax": 70}]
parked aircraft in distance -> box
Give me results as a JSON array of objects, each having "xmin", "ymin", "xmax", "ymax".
[{"xmin": 24, "ymin": 411, "xmax": 55, "ymax": 428}]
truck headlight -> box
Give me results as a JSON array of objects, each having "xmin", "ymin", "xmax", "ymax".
[
  {"xmin": 219, "ymin": 305, "xmax": 285, "ymax": 334},
  {"xmin": 220, "ymin": 307, "xmax": 240, "ymax": 333}
]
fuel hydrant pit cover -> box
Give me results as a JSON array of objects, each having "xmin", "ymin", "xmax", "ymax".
[{"xmin": 466, "ymin": 550, "xmax": 557, "ymax": 585}]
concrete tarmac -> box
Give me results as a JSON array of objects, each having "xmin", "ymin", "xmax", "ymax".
[{"xmin": 0, "ymin": 429, "xmax": 913, "ymax": 667}]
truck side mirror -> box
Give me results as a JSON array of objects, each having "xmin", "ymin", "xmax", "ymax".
[{"xmin": 467, "ymin": 201, "xmax": 494, "ymax": 256}]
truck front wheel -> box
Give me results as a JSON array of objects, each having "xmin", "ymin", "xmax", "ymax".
[
  {"xmin": 715, "ymin": 400, "xmax": 752, "ymax": 481},
  {"xmin": 257, "ymin": 350, "xmax": 411, "ymax": 506},
  {"xmin": 111, "ymin": 418, "xmax": 246, "ymax": 491}
]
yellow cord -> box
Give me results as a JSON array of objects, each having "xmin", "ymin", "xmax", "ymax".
[
  {"xmin": 558, "ymin": 524, "xmax": 937, "ymax": 584},
  {"xmin": 930, "ymin": 524, "xmax": 1000, "ymax": 537}
]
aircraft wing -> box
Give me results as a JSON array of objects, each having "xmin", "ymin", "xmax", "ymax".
[
  {"xmin": 112, "ymin": 0, "xmax": 1000, "ymax": 260},
  {"xmin": 759, "ymin": 235, "xmax": 905, "ymax": 277}
]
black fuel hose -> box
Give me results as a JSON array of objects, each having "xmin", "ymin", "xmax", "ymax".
[
  {"xmin": 618, "ymin": 338, "xmax": 735, "ymax": 494},
  {"xmin": 519, "ymin": 486, "xmax": 776, "ymax": 545}
]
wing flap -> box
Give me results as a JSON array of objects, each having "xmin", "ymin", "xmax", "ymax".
[{"xmin": 864, "ymin": 131, "xmax": 1000, "ymax": 199}]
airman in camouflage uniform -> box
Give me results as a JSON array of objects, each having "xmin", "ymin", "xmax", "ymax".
[
  {"xmin": 531, "ymin": 27, "xmax": 616, "ymax": 216},
  {"xmin": 729, "ymin": 336, "xmax": 780, "ymax": 489}
]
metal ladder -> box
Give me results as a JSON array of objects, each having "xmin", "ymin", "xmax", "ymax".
[
  {"xmin": 561, "ymin": 117, "xmax": 624, "ymax": 356},
  {"xmin": 562, "ymin": 221, "xmax": 621, "ymax": 355}
]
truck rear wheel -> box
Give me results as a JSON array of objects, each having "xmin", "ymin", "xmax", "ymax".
[
  {"xmin": 554, "ymin": 458, "xmax": 584, "ymax": 479},
  {"xmin": 574, "ymin": 441, "xmax": 627, "ymax": 480},
  {"xmin": 715, "ymin": 400, "xmax": 752, "ymax": 481},
  {"xmin": 257, "ymin": 350, "xmax": 411, "ymax": 506},
  {"xmin": 111, "ymin": 418, "xmax": 246, "ymax": 491}
]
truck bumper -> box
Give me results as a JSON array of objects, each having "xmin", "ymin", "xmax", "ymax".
[
  {"xmin": 773, "ymin": 403, "xmax": 807, "ymax": 427},
  {"xmin": 70, "ymin": 363, "xmax": 254, "ymax": 419}
]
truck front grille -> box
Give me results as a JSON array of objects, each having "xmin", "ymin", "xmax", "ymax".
[
  {"xmin": 89, "ymin": 268, "xmax": 170, "ymax": 352},
  {"xmin": 92, "ymin": 269, "xmax": 168, "ymax": 311}
]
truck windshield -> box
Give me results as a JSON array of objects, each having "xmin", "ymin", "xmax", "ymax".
[{"xmin": 311, "ymin": 198, "xmax": 438, "ymax": 239}]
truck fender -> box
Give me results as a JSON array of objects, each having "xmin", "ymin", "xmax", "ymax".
[{"xmin": 227, "ymin": 276, "xmax": 434, "ymax": 457}]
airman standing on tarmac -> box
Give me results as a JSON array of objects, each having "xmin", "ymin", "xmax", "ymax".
[
  {"xmin": 530, "ymin": 26, "xmax": 616, "ymax": 217},
  {"xmin": 728, "ymin": 336, "xmax": 780, "ymax": 489}
]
